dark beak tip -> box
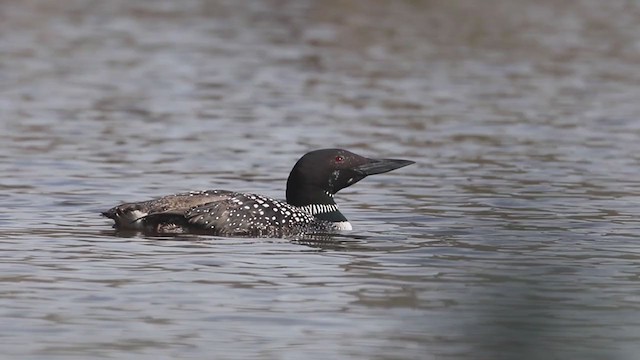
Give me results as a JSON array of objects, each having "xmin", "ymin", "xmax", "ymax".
[
  {"xmin": 391, "ymin": 159, "xmax": 415, "ymax": 171},
  {"xmin": 356, "ymin": 157, "xmax": 415, "ymax": 176}
]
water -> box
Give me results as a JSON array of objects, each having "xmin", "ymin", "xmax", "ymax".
[{"xmin": 1, "ymin": 0, "xmax": 640, "ymax": 359}]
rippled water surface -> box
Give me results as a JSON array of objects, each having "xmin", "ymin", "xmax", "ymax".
[{"xmin": 2, "ymin": 1, "xmax": 640, "ymax": 359}]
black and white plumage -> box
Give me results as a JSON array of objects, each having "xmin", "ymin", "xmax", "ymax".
[{"xmin": 102, "ymin": 149, "xmax": 414, "ymax": 238}]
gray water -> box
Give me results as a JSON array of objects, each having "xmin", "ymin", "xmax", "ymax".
[{"xmin": 2, "ymin": 1, "xmax": 640, "ymax": 359}]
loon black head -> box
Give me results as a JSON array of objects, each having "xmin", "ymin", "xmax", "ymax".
[{"xmin": 286, "ymin": 149, "xmax": 414, "ymax": 219}]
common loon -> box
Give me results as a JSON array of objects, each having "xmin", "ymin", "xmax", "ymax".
[{"xmin": 102, "ymin": 149, "xmax": 414, "ymax": 237}]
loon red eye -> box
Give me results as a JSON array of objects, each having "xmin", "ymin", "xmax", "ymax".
[{"xmin": 335, "ymin": 155, "xmax": 344, "ymax": 163}]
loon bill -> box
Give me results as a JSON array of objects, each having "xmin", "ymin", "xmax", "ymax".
[{"xmin": 102, "ymin": 148, "xmax": 414, "ymax": 237}]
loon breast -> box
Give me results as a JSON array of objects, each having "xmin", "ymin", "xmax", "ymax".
[{"xmin": 333, "ymin": 221, "xmax": 352, "ymax": 230}]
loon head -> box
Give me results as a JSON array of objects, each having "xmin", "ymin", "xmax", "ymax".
[{"xmin": 286, "ymin": 149, "xmax": 414, "ymax": 208}]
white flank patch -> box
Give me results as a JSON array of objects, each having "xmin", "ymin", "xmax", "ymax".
[{"xmin": 334, "ymin": 221, "xmax": 352, "ymax": 230}]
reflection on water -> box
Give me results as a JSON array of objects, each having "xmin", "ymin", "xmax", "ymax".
[{"xmin": 1, "ymin": 0, "xmax": 640, "ymax": 359}]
